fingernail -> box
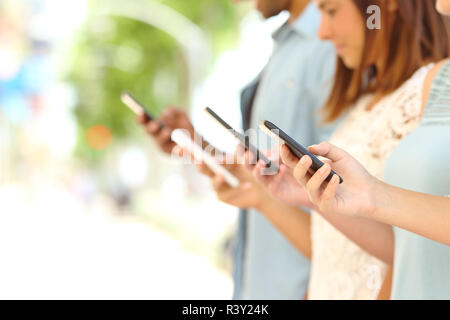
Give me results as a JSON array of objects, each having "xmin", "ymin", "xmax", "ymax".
[
  {"xmin": 300, "ymin": 156, "xmax": 307, "ymax": 165},
  {"xmin": 332, "ymin": 175, "xmax": 338, "ymax": 184},
  {"xmin": 320, "ymin": 164, "xmax": 329, "ymax": 175}
]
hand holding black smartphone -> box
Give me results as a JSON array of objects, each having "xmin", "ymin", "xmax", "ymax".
[
  {"xmin": 259, "ymin": 120, "xmax": 343, "ymax": 184},
  {"xmin": 204, "ymin": 107, "xmax": 273, "ymax": 168}
]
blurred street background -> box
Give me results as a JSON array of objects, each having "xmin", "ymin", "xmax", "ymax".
[{"xmin": 0, "ymin": 0, "xmax": 286, "ymax": 299}]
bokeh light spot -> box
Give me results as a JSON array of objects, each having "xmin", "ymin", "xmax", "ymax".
[{"xmin": 86, "ymin": 125, "xmax": 112, "ymax": 150}]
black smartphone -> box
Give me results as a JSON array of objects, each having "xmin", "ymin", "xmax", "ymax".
[
  {"xmin": 204, "ymin": 107, "xmax": 273, "ymax": 168},
  {"xmin": 259, "ymin": 120, "xmax": 343, "ymax": 184},
  {"xmin": 121, "ymin": 91, "xmax": 156, "ymax": 120}
]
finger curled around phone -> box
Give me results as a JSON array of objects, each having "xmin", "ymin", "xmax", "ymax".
[
  {"xmin": 278, "ymin": 163, "xmax": 289, "ymax": 175},
  {"xmin": 272, "ymin": 164, "xmax": 288, "ymax": 186},
  {"xmin": 137, "ymin": 113, "xmax": 148, "ymax": 124},
  {"xmin": 308, "ymin": 141, "xmax": 347, "ymax": 162},
  {"xmin": 257, "ymin": 159, "xmax": 268, "ymax": 171},
  {"xmin": 155, "ymin": 128, "xmax": 172, "ymax": 145},
  {"xmin": 307, "ymin": 142, "xmax": 332, "ymax": 156},
  {"xmin": 146, "ymin": 121, "xmax": 162, "ymax": 135},
  {"xmin": 252, "ymin": 161, "xmax": 263, "ymax": 179},
  {"xmin": 319, "ymin": 163, "xmax": 332, "ymax": 178},
  {"xmin": 253, "ymin": 162, "xmax": 269, "ymax": 185},
  {"xmin": 279, "ymin": 144, "xmax": 298, "ymax": 168},
  {"xmin": 306, "ymin": 163, "xmax": 331, "ymax": 203},
  {"xmin": 321, "ymin": 174, "xmax": 340, "ymax": 206},
  {"xmin": 293, "ymin": 155, "xmax": 312, "ymax": 185},
  {"xmin": 299, "ymin": 155, "xmax": 311, "ymax": 166}
]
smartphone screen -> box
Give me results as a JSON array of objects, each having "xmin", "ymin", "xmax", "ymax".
[
  {"xmin": 204, "ymin": 107, "xmax": 273, "ymax": 168},
  {"xmin": 121, "ymin": 91, "xmax": 155, "ymax": 120},
  {"xmin": 259, "ymin": 120, "xmax": 343, "ymax": 184}
]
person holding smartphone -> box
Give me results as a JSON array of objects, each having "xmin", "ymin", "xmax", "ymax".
[
  {"xmin": 196, "ymin": 0, "xmax": 337, "ymax": 300},
  {"xmin": 140, "ymin": 0, "xmax": 336, "ymax": 300},
  {"xmin": 137, "ymin": 107, "xmax": 195, "ymax": 155},
  {"xmin": 276, "ymin": 0, "xmax": 450, "ymax": 299},
  {"xmin": 249, "ymin": 0, "xmax": 449, "ymax": 299}
]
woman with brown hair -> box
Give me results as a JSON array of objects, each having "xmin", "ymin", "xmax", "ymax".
[
  {"xmin": 248, "ymin": 0, "xmax": 450, "ymax": 299},
  {"xmin": 279, "ymin": 0, "xmax": 450, "ymax": 299}
]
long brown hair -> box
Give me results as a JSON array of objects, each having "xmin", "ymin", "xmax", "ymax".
[{"xmin": 323, "ymin": 0, "xmax": 450, "ymax": 122}]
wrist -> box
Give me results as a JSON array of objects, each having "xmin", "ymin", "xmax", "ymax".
[
  {"xmin": 363, "ymin": 178, "xmax": 391, "ymax": 219},
  {"xmin": 254, "ymin": 192, "xmax": 273, "ymax": 213}
]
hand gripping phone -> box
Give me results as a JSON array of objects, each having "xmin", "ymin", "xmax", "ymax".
[
  {"xmin": 171, "ymin": 129, "xmax": 240, "ymax": 188},
  {"xmin": 259, "ymin": 120, "xmax": 343, "ymax": 184},
  {"xmin": 204, "ymin": 107, "xmax": 273, "ymax": 168}
]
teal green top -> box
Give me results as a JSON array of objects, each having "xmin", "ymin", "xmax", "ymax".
[{"xmin": 384, "ymin": 61, "xmax": 450, "ymax": 300}]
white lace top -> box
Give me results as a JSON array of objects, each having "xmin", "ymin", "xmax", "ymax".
[{"xmin": 308, "ymin": 64, "xmax": 434, "ymax": 300}]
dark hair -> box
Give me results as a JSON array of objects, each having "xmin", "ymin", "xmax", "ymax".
[{"xmin": 323, "ymin": 0, "xmax": 450, "ymax": 122}]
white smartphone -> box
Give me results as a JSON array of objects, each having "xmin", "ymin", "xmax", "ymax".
[
  {"xmin": 171, "ymin": 129, "xmax": 240, "ymax": 188},
  {"xmin": 121, "ymin": 91, "xmax": 156, "ymax": 120}
]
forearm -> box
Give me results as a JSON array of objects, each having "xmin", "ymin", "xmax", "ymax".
[
  {"xmin": 319, "ymin": 211, "xmax": 394, "ymax": 265},
  {"xmin": 370, "ymin": 181, "xmax": 450, "ymax": 246},
  {"xmin": 256, "ymin": 197, "xmax": 311, "ymax": 259}
]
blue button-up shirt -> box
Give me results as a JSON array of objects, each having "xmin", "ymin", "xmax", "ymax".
[{"xmin": 235, "ymin": 3, "xmax": 336, "ymax": 300}]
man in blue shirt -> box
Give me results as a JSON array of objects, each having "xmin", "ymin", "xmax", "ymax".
[
  {"xmin": 235, "ymin": 1, "xmax": 335, "ymax": 300},
  {"xmin": 140, "ymin": 0, "xmax": 336, "ymax": 299}
]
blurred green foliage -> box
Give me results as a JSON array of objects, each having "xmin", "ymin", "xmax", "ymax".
[{"xmin": 67, "ymin": 0, "xmax": 240, "ymax": 161}]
